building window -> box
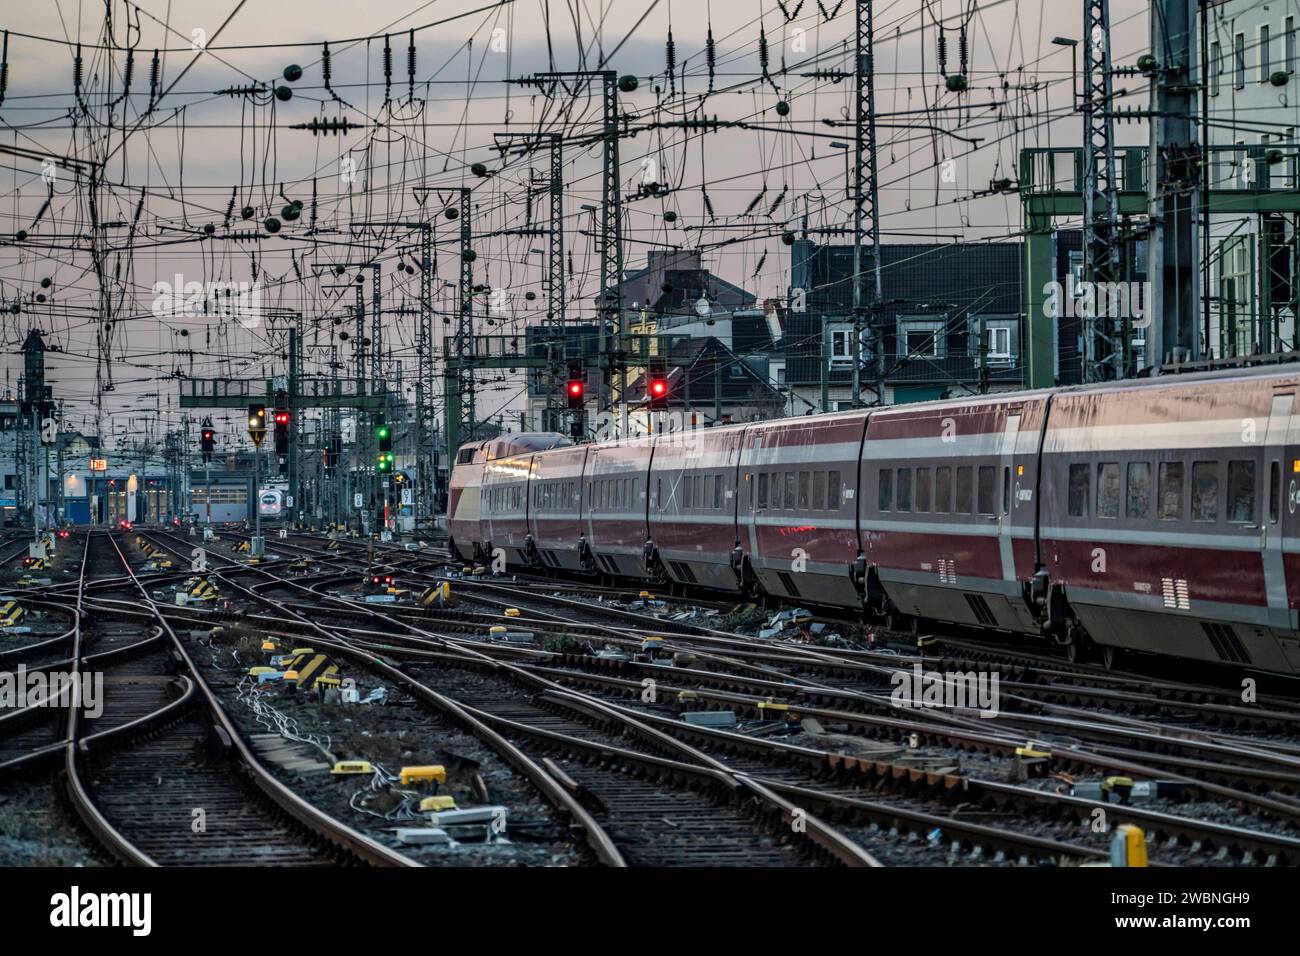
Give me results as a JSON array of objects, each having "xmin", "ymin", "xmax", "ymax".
[
  {"xmin": 904, "ymin": 326, "xmax": 940, "ymax": 357},
  {"xmin": 829, "ymin": 328, "xmax": 853, "ymax": 365},
  {"xmin": 1260, "ymin": 25, "xmax": 1272, "ymax": 82},
  {"xmin": 1210, "ymin": 40, "xmax": 1222, "ymax": 96},
  {"xmin": 1288, "ymin": 17, "xmax": 1297, "ymax": 74},
  {"xmin": 1235, "ymin": 32, "xmax": 1246, "ymax": 88},
  {"xmin": 987, "ymin": 325, "xmax": 1012, "ymax": 360}
]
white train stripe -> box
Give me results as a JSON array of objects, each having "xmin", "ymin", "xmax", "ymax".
[{"xmin": 1043, "ymin": 417, "xmax": 1275, "ymax": 454}]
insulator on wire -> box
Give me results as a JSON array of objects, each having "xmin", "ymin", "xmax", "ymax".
[
  {"xmin": 407, "ymin": 30, "xmax": 416, "ymax": 101},
  {"xmin": 767, "ymin": 185, "xmax": 788, "ymax": 218},
  {"xmin": 121, "ymin": 49, "xmax": 134, "ymax": 94},
  {"xmin": 147, "ymin": 49, "xmax": 159, "ymax": 110},
  {"xmin": 0, "ymin": 32, "xmax": 9, "ymax": 108},
  {"xmin": 73, "ymin": 43, "xmax": 83, "ymax": 92},
  {"xmin": 666, "ymin": 30, "xmax": 676, "ymax": 96},
  {"xmin": 383, "ymin": 34, "xmax": 393, "ymax": 103},
  {"xmin": 224, "ymin": 191, "xmax": 236, "ymax": 227},
  {"xmin": 938, "ymin": 30, "xmax": 948, "ymax": 77},
  {"xmin": 703, "ymin": 189, "xmax": 716, "ymax": 221},
  {"xmin": 706, "ymin": 27, "xmax": 716, "ymax": 93},
  {"xmin": 959, "ymin": 27, "xmax": 969, "ymax": 74}
]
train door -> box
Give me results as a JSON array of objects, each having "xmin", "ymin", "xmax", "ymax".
[
  {"xmin": 1264, "ymin": 392, "xmax": 1294, "ymax": 633},
  {"xmin": 997, "ymin": 414, "xmax": 1021, "ymax": 585},
  {"xmin": 743, "ymin": 431, "xmax": 762, "ymax": 563}
]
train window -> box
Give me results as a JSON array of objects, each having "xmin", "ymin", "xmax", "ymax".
[
  {"xmin": 828, "ymin": 471, "xmax": 842, "ymax": 510},
  {"xmin": 1227, "ymin": 460, "xmax": 1256, "ymax": 523},
  {"xmin": 1158, "ymin": 462, "xmax": 1184, "ymax": 520},
  {"xmin": 1270, "ymin": 461, "xmax": 1281, "ymax": 523},
  {"xmin": 977, "ymin": 466, "xmax": 996, "ymax": 515},
  {"xmin": 757, "ymin": 473, "xmax": 769, "ymax": 509},
  {"xmin": 897, "ymin": 469, "xmax": 913, "ymax": 513},
  {"xmin": 713, "ymin": 475, "xmax": 723, "ymax": 510},
  {"xmin": 813, "ymin": 471, "xmax": 827, "ymax": 510},
  {"xmin": 1126, "ymin": 462, "xmax": 1152, "ymax": 519},
  {"xmin": 1002, "ymin": 467, "xmax": 1010, "ymax": 514},
  {"xmin": 916, "ymin": 468, "xmax": 931, "ymax": 513},
  {"xmin": 878, "ymin": 469, "xmax": 893, "ymax": 512},
  {"xmin": 771, "ymin": 472, "xmax": 783, "ymax": 509},
  {"xmin": 683, "ymin": 476, "xmax": 692, "ymax": 509},
  {"xmin": 1068, "ymin": 464, "xmax": 1090, "ymax": 518},
  {"xmin": 784, "ymin": 472, "xmax": 797, "ymax": 511},
  {"xmin": 956, "ymin": 467, "xmax": 974, "ymax": 514},
  {"xmin": 935, "ymin": 467, "xmax": 952, "ymax": 514},
  {"xmin": 798, "ymin": 472, "xmax": 811, "ymax": 510},
  {"xmin": 1096, "ymin": 462, "xmax": 1120, "ymax": 519},
  {"xmin": 1192, "ymin": 461, "xmax": 1219, "ymax": 523}
]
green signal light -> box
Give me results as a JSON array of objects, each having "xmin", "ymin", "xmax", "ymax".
[{"xmin": 375, "ymin": 425, "xmax": 390, "ymax": 439}]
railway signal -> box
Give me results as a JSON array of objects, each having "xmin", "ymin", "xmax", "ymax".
[
  {"xmin": 566, "ymin": 378, "xmax": 584, "ymax": 408},
  {"xmin": 247, "ymin": 404, "xmax": 267, "ymax": 447},
  {"xmin": 376, "ymin": 451, "xmax": 394, "ymax": 473},
  {"xmin": 648, "ymin": 372, "xmax": 669, "ymax": 410},
  {"xmin": 375, "ymin": 418, "xmax": 392, "ymax": 452},
  {"xmin": 200, "ymin": 418, "xmax": 215, "ymax": 463}
]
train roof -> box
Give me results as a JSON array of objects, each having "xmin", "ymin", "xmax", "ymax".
[{"xmin": 453, "ymin": 359, "xmax": 1300, "ymax": 464}]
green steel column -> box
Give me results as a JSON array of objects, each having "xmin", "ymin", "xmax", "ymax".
[{"xmin": 1025, "ymin": 214, "xmax": 1056, "ymax": 389}]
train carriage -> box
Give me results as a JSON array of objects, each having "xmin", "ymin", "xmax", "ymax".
[
  {"xmin": 861, "ymin": 394, "xmax": 1047, "ymax": 633},
  {"xmin": 480, "ymin": 443, "xmax": 533, "ymax": 567},
  {"xmin": 1040, "ymin": 371, "xmax": 1300, "ymax": 672},
  {"xmin": 739, "ymin": 411, "xmax": 868, "ymax": 605},
  {"xmin": 528, "ymin": 443, "xmax": 589, "ymax": 571},
  {"xmin": 446, "ymin": 364, "xmax": 1300, "ymax": 675},
  {"xmin": 649, "ymin": 423, "xmax": 748, "ymax": 591},
  {"xmin": 585, "ymin": 436, "xmax": 654, "ymax": 577},
  {"xmin": 447, "ymin": 440, "xmax": 489, "ymax": 561}
]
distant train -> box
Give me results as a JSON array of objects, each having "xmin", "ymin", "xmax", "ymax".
[
  {"xmin": 257, "ymin": 488, "xmax": 284, "ymax": 519},
  {"xmin": 449, "ymin": 364, "xmax": 1300, "ymax": 674}
]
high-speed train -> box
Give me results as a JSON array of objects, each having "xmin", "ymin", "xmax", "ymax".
[{"xmin": 449, "ymin": 364, "xmax": 1300, "ymax": 674}]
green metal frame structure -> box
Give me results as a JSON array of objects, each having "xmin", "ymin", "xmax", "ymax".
[{"xmin": 1020, "ymin": 144, "xmax": 1300, "ymax": 387}]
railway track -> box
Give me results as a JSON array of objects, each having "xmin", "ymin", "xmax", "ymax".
[
  {"xmin": 1, "ymin": 530, "xmax": 420, "ymax": 867},
  {"xmin": 37, "ymin": 525, "xmax": 1299, "ymax": 867}
]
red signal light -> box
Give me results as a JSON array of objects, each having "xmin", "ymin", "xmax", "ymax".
[
  {"xmin": 274, "ymin": 411, "xmax": 290, "ymax": 426},
  {"xmin": 567, "ymin": 381, "xmax": 583, "ymax": 397},
  {"xmin": 650, "ymin": 378, "xmax": 668, "ymax": 397}
]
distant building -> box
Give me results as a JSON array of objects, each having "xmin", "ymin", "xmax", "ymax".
[
  {"xmin": 1203, "ymin": 1, "xmax": 1300, "ymax": 357},
  {"xmin": 782, "ymin": 240, "xmax": 1026, "ymax": 410}
]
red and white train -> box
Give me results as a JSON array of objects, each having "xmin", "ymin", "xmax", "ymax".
[{"xmin": 449, "ymin": 365, "xmax": 1300, "ymax": 674}]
